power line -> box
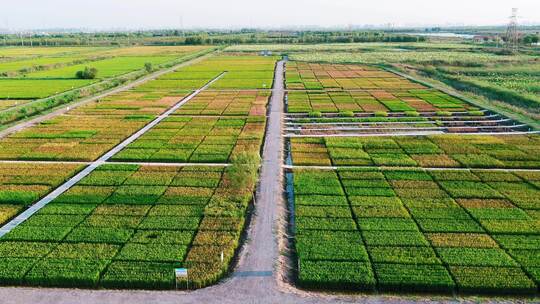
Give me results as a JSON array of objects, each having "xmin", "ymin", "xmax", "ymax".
[{"xmin": 505, "ymin": 8, "xmax": 519, "ymax": 52}]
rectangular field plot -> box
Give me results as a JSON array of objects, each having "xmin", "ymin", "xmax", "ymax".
[
  {"xmin": 111, "ymin": 116, "xmax": 266, "ymax": 163},
  {"xmin": 286, "ymin": 62, "xmax": 425, "ymax": 91},
  {"xmin": 290, "ymin": 168, "xmax": 540, "ymax": 294},
  {"xmin": 0, "ymin": 84, "xmax": 188, "ymax": 162},
  {"xmin": 289, "ymin": 134, "xmax": 540, "ymax": 169},
  {"xmin": 136, "ymin": 55, "xmax": 277, "ymax": 92},
  {"xmin": 184, "ymin": 55, "xmax": 277, "ymax": 90},
  {"xmin": 26, "ymin": 56, "xmax": 177, "ymax": 79},
  {"xmin": 0, "ymin": 164, "xmax": 253, "ymax": 289},
  {"xmin": 0, "ymin": 79, "xmax": 95, "ymax": 99},
  {"xmin": 0, "ymin": 163, "xmax": 82, "ymax": 226},
  {"xmin": 287, "ymin": 89, "xmax": 474, "ymax": 113},
  {"xmin": 0, "ymin": 45, "xmax": 211, "ymax": 108},
  {"xmin": 172, "ymin": 90, "xmax": 269, "ymax": 116}
]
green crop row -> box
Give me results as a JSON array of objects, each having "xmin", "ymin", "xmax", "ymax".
[
  {"xmin": 291, "ymin": 168, "xmax": 539, "ymax": 294},
  {"xmin": 290, "ymin": 134, "xmax": 540, "ymax": 169}
]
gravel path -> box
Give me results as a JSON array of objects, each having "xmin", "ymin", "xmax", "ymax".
[{"xmin": 0, "ymin": 53, "xmax": 214, "ymax": 139}]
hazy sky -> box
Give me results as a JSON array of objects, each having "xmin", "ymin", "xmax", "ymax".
[{"xmin": 3, "ymin": 0, "xmax": 540, "ymax": 30}]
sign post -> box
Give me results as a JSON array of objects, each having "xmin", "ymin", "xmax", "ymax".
[{"xmin": 175, "ymin": 268, "xmax": 188, "ymax": 289}]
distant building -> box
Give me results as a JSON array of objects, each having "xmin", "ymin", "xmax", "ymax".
[{"xmin": 473, "ymin": 35, "xmax": 498, "ymax": 43}]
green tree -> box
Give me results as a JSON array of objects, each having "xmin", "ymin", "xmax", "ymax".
[
  {"xmin": 75, "ymin": 67, "xmax": 98, "ymax": 79},
  {"xmin": 144, "ymin": 62, "xmax": 153, "ymax": 73}
]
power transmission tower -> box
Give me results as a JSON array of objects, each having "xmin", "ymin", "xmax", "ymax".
[{"xmin": 505, "ymin": 8, "xmax": 519, "ymax": 52}]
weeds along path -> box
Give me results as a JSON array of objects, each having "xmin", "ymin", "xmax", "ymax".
[
  {"xmin": 0, "ymin": 52, "xmax": 216, "ymax": 139},
  {"xmin": 0, "ymin": 72, "xmax": 226, "ymax": 238}
]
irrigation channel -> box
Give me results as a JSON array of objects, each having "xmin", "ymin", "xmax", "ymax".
[{"xmin": 0, "ymin": 60, "xmax": 537, "ymax": 304}]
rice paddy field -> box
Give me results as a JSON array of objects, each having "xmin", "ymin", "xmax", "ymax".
[
  {"xmin": 267, "ymin": 41, "xmax": 540, "ymax": 123},
  {"xmin": 0, "ymin": 163, "xmax": 83, "ymax": 226},
  {"xmin": 0, "ymin": 164, "xmax": 243, "ymax": 289},
  {"xmin": 0, "ymin": 42, "xmax": 538, "ymax": 298},
  {"xmin": 0, "ymin": 53, "xmax": 275, "ymax": 289},
  {"xmin": 0, "ymin": 45, "xmax": 213, "ymax": 126},
  {"xmin": 291, "ymin": 168, "xmax": 540, "ymax": 294},
  {"xmin": 283, "ymin": 59, "xmax": 540, "ymax": 295}
]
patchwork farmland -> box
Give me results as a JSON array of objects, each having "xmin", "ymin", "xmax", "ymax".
[
  {"xmin": 0, "ymin": 44, "xmax": 538, "ymax": 303},
  {"xmin": 0, "ymin": 46, "xmax": 214, "ymax": 126},
  {"xmin": 0, "ymin": 53, "xmax": 277, "ymax": 289},
  {"xmin": 284, "ymin": 61, "xmax": 540, "ymax": 295}
]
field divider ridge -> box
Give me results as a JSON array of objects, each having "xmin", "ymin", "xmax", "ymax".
[
  {"xmin": 285, "ymin": 130, "xmax": 540, "ymax": 138},
  {"xmin": 0, "ymin": 160, "xmax": 231, "ymax": 167},
  {"xmin": 0, "ymin": 71, "xmax": 227, "ymax": 238},
  {"xmin": 283, "ymin": 165, "xmax": 540, "ymax": 172}
]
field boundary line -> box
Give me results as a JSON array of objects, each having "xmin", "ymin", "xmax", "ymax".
[
  {"xmin": 285, "ymin": 124, "xmax": 527, "ymax": 132},
  {"xmin": 0, "ymin": 160, "xmax": 231, "ymax": 167},
  {"xmin": 0, "ymin": 51, "xmax": 217, "ymax": 139},
  {"xmin": 286, "ymin": 118, "xmax": 513, "ymax": 126},
  {"xmin": 285, "ymin": 130, "xmax": 540, "ymax": 138},
  {"xmin": 283, "ymin": 165, "xmax": 540, "ymax": 172},
  {"xmin": 0, "ymin": 72, "xmax": 226, "ymax": 238}
]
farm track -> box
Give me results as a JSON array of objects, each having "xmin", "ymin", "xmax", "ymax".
[
  {"xmin": 0, "ymin": 72, "xmax": 226, "ymax": 238},
  {"xmin": 0, "ymin": 52, "xmax": 216, "ymax": 139}
]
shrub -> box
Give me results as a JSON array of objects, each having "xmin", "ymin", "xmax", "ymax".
[
  {"xmin": 404, "ymin": 111, "xmax": 420, "ymax": 117},
  {"xmin": 339, "ymin": 111, "xmax": 354, "ymax": 117},
  {"xmin": 75, "ymin": 67, "xmax": 98, "ymax": 79},
  {"xmin": 144, "ymin": 62, "xmax": 153, "ymax": 73},
  {"xmin": 308, "ymin": 111, "xmax": 322, "ymax": 118},
  {"xmin": 468, "ymin": 110, "xmax": 484, "ymax": 116},
  {"xmin": 436, "ymin": 111, "xmax": 452, "ymax": 117}
]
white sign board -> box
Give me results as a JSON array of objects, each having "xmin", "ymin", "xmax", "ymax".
[
  {"xmin": 175, "ymin": 268, "xmax": 188, "ymax": 278},
  {"xmin": 175, "ymin": 268, "xmax": 189, "ymax": 289}
]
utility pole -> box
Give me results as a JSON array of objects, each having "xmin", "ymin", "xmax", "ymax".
[{"xmin": 505, "ymin": 8, "xmax": 519, "ymax": 52}]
